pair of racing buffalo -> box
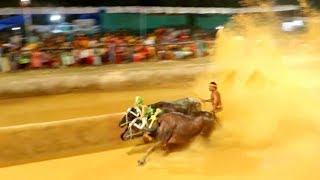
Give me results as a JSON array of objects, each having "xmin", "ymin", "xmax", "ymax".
[{"xmin": 119, "ymin": 98, "xmax": 217, "ymax": 166}]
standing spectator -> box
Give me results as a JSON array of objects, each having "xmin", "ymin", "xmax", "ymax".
[
  {"xmin": 28, "ymin": 30, "xmax": 40, "ymax": 44},
  {"xmin": 1, "ymin": 48, "xmax": 11, "ymax": 72},
  {"xmin": 10, "ymin": 34, "xmax": 22, "ymax": 48},
  {"xmin": 0, "ymin": 41, "xmax": 2, "ymax": 71},
  {"xmin": 108, "ymin": 43, "xmax": 116, "ymax": 63},
  {"xmin": 61, "ymin": 50, "xmax": 75, "ymax": 67},
  {"xmin": 31, "ymin": 47, "xmax": 42, "ymax": 69},
  {"xmin": 9, "ymin": 48, "xmax": 19, "ymax": 71},
  {"xmin": 196, "ymin": 40, "xmax": 205, "ymax": 57},
  {"xmin": 18, "ymin": 51, "xmax": 30, "ymax": 69},
  {"xmin": 93, "ymin": 48, "xmax": 102, "ymax": 66}
]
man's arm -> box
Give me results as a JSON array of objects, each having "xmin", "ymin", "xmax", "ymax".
[{"xmin": 199, "ymin": 98, "xmax": 212, "ymax": 103}]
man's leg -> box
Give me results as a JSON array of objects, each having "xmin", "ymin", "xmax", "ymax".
[
  {"xmin": 138, "ymin": 141, "xmax": 162, "ymax": 166},
  {"xmin": 143, "ymin": 132, "xmax": 154, "ymax": 143}
]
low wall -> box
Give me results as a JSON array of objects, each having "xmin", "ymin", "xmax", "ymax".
[
  {"xmin": 0, "ymin": 60, "xmax": 213, "ymax": 98},
  {"xmin": 0, "ymin": 113, "xmax": 138, "ymax": 167}
]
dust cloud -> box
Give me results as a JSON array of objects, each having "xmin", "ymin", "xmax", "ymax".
[{"xmin": 192, "ymin": 2, "xmax": 320, "ymax": 179}]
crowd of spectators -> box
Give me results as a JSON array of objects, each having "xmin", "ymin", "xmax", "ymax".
[{"xmin": 0, "ymin": 28, "xmax": 214, "ymax": 72}]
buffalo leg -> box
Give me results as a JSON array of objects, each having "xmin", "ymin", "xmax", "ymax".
[{"xmin": 138, "ymin": 141, "xmax": 162, "ymax": 166}]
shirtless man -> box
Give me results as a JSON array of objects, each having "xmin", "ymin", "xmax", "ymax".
[{"xmin": 202, "ymin": 82, "xmax": 222, "ymax": 113}]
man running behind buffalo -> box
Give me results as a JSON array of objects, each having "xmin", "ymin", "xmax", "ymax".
[{"xmin": 202, "ymin": 81, "xmax": 223, "ymax": 113}]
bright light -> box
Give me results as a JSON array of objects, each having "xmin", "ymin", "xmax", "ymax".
[
  {"xmin": 50, "ymin": 14, "xmax": 62, "ymax": 22},
  {"xmin": 216, "ymin": 26, "xmax": 224, "ymax": 30},
  {"xmin": 282, "ymin": 20, "xmax": 304, "ymax": 32},
  {"xmin": 292, "ymin": 20, "xmax": 304, "ymax": 26},
  {"xmin": 282, "ymin": 22, "xmax": 293, "ymax": 32},
  {"xmin": 11, "ymin": 27, "xmax": 21, "ymax": 31},
  {"xmin": 20, "ymin": 0, "xmax": 31, "ymax": 5}
]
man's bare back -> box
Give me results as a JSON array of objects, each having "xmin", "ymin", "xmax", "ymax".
[
  {"xmin": 202, "ymin": 82, "xmax": 222, "ymax": 113},
  {"xmin": 211, "ymin": 90, "xmax": 222, "ymax": 113}
]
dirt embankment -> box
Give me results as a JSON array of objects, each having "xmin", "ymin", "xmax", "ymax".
[
  {"xmin": 0, "ymin": 60, "xmax": 213, "ymax": 98},
  {"xmin": 0, "ymin": 113, "xmax": 139, "ymax": 167}
]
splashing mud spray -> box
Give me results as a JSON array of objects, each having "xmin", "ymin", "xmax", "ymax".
[{"xmin": 191, "ymin": 1, "xmax": 320, "ymax": 179}]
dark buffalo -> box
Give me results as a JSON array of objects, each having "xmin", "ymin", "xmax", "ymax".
[
  {"xmin": 137, "ymin": 111, "xmax": 215, "ymax": 166},
  {"xmin": 119, "ymin": 98, "xmax": 202, "ymax": 141},
  {"xmin": 119, "ymin": 98, "xmax": 202, "ymax": 128}
]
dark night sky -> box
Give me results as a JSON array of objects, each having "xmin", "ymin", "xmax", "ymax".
[{"xmin": 0, "ymin": 0, "xmax": 318, "ymax": 8}]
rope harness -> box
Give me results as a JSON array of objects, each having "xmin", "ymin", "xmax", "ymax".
[{"xmin": 124, "ymin": 105, "xmax": 162, "ymax": 140}]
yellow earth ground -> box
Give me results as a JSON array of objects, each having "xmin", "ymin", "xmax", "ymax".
[
  {"xmin": 0, "ymin": 50, "xmax": 320, "ymax": 179},
  {"xmin": 0, "ymin": 88, "xmax": 196, "ymax": 127},
  {"xmin": 0, "ymin": 73, "xmax": 319, "ymax": 180}
]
